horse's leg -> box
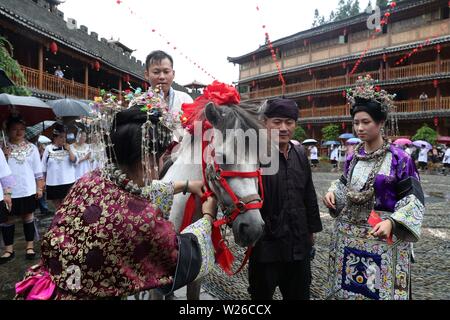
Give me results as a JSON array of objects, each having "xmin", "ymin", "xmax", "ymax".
[{"xmin": 187, "ymin": 279, "xmax": 202, "ymax": 300}]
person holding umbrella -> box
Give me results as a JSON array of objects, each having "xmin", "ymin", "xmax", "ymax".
[
  {"xmin": 442, "ymin": 145, "xmax": 450, "ymax": 176},
  {"xmin": 309, "ymin": 144, "xmax": 319, "ymax": 168},
  {"xmin": 0, "ymin": 148, "xmax": 14, "ymax": 260},
  {"xmin": 418, "ymin": 144, "xmax": 428, "ymax": 172},
  {"xmin": 42, "ymin": 124, "xmax": 77, "ymax": 211},
  {"xmin": 330, "ymin": 144, "xmax": 339, "ymax": 171},
  {"xmin": 1, "ymin": 115, "xmax": 44, "ymax": 263}
]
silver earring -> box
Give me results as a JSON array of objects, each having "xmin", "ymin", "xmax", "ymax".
[{"xmin": 380, "ymin": 127, "xmax": 385, "ymax": 137}]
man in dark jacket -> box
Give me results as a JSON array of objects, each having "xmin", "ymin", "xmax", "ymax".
[{"xmin": 248, "ymin": 98, "xmax": 323, "ymax": 300}]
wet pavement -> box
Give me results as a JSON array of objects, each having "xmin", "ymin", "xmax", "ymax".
[{"xmin": 1, "ymin": 172, "xmax": 449, "ymax": 300}]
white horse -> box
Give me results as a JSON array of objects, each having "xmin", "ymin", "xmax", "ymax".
[{"xmin": 150, "ymin": 102, "xmax": 266, "ymax": 300}]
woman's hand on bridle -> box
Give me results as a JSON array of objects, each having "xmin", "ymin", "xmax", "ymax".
[{"xmin": 187, "ymin": 180, "xmax": 206, "ymax": 198}]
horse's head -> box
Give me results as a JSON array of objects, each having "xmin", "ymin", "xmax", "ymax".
[{"xmin": 204, "ymin": 102, "xmax": 265, "ymax": 247}]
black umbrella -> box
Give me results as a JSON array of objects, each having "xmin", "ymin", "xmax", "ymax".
[
  {"xmin": 46, "ymin": 98, "xmax": 92, "ymax": 118},
  {"xmin": 0, "ymin": 69, "xmax": 14, "ymax": 88},
  {"xmin": 26, "ymin": 121, "xmax": 56, "ymax": 140},
  {"xmin": 0, "ymin": 93, "xmax": 56, "ymax": 126}
]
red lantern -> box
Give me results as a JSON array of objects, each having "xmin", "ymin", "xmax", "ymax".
[
  {"xmin": 304, "ymin": 39, "xmax": 309, "ymax": 47},
  {"xmin": 309, "ymin": 69, "xmax": 312, "ymax": 76},
  {"xmin": 123, "ymin": 74, "xmax": 130, "ymax": 83},
  {"xmin": 434, "ymin": 117, "xmax": 439, "ymax": 127},
  {"xmin": 433, "ymin": 79, "xmax": 439, "ymax": 88},
  {"xmin": 307, "ymin": 123, "xmax": 312, "ymax": 130},
  {"xmin": 50, "ymin": 41, "xmax": 58, "ymax": 55},
  {"xmin": 342, "ymin": 90, "xmax": 347, "ymax": 98},
  {"xmin": 94, "ymin": 60, "xmax": 100, "ymax": 72},
  {"xmin": 383, "ymin": 53, "xmax": 387, "ymax": 63},
  {"xmin": 436, "ymin": 44, "xmax": 441, "ymax": 54},
  {"xmin": 390, "ymin": 1, "xmax": 397, "ymax": 8},
  {"xmin": 342, "ymin": 62, "xmax": 347, "ymax": 69},
  {"xmin": 307, "ymin": 95, "xmax": 312, "ymax": 102},
  {"xmin": 342, "ymin": 122, "xmax": 346, "ymax": 130}
]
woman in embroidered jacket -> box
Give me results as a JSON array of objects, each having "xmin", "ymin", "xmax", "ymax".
[
  {"xmin": 323, "ymin": 75, "xmax": 425, "ymax": 300},
  {"xmin": 15, "ymin": 91, "xmax": 217, "ymax": 300}
]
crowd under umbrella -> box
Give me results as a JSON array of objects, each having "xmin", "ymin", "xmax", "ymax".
[
  {"xmin": 0, "ymin": 93, "xmax": 56, "ymax": 126},
  {"xmin": 413, "ymin": 140, "xmax": 432, "ymax": 150},
  {"xmin": 46, "ymin": 98, "xmax": 92, "ymax": 118},
  {"xmin": 302, "ymin": 139, "xmax": 318, "ymax": 146},
  {"xmin": 393, "ymin": 138, "xmax": 412, "ymax": 146},
  {"xmin": 323, "ymin": 140, "xmax": 340, "ymax": 146},
  {"xmin": 339, "ymin": 133, "xmax": 355, "ymax": 140},
  {"xmin": 0, "ymin": 69, "xmax": 14, "ymax": 88},
  {"xmin": 346, "ymin": 137, "xmax": 362, "ymax": 145}
]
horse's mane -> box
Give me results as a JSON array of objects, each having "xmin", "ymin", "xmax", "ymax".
[{"xmin": 199, "ymin": 102, "xmax": 264, "ymax": 132}]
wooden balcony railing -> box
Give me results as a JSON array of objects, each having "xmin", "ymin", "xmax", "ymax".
[
  {"xmin": 299, "ymin": 97, "xmax": 450, "ymax": 119},
  {"xmin": 16, "ymin": 65, "xmax": 100, "ymax": 100},
  {"xmin": 388, "ymin": 61, "xmax": 437, "ymax": 79},
  {"xmin": 243, "ymin": 59, "xmax": 450, "ymax": 101},
  {"xmin": 299, "ymin": 105, "xmax": 350, "ymax": 118}
]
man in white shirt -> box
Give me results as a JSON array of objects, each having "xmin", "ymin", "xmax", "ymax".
[
  {"xmin": 330, "ymin": 145, "xmax": 339, "ymax": 171},
  {"xmin": 309, "ymin": 145, "xmax": 319, "ymax": 168},
  {"xmin": 144, "ymin": 50, "xmax": 193, "ymax": 115},
  {"xmin": 418, "ymin": 145, "xmax": 428, "ymax": 171},
  {"xmin": 442, "ymin": 146, "xmax": 450, "ymax": 176}
]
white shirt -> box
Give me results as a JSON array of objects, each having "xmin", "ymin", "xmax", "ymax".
[
  {"xmin": 330, "ymin": 148, "xmax": 339, "ymax": 161},
  {"xmin": 70, "ymin": 143, "xmax": 91, "ymax": 180},
  {"xmin": 443, "ymin": 149, "xmax": 450, "ymax": 164},
  {"xmin": 7, "ymin": 142, "xmax": 42, "ymax": 198},
  {"xmin": 418, "ymin": 148, "xmax": 428, "ymax": 163},
  {"xmin": 310, "ymin": 146, "xmax": 318, "ymax": 160},
  {"xmin": 0, "ymin": 149, "xmax": 12, "ymax": 202},
  {"xmin": 168, "ymin": 89, "xmax": 194, "ymax": 114},
  {"xmin": 42, "ymin": 144, "xmax": 77, "ymax": 186}
]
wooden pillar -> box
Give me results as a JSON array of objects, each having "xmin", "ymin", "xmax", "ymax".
[
  {"xmin": 385, "ymin": 61, "xmax": 390, "ymax": 81},
  {"xmin": 437, "ymin": 49, "xmax": 441, "ymax": 73},
  {"xmin": 38, "ymin": 45, "xmax": 44, "ymax": 90},
  {"xmin": 84, "ymin": 65, "xmax": 89, "ymax": 100},
  {"xmin": 118, "ymin": 77, "xmax": 123, "ymax": 102},
  {"xmin": 379, "ymin": 61, "xmax": 384, "ymax": 81},
  {"xmin": 436, "ymin": 86, "xmax": 441, "ymax": 110},
  {"xmin": 345, "ymin": 65, "xmax": 350, "ymax": 85}
]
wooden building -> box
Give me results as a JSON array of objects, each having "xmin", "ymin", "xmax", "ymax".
[
  {"xmin": 228, "ymin": 0, "xmax": 450, "ymax": 140},
  {"xmin": 0, "ymin": 0, "xmax": 188, "ymax": 101}
]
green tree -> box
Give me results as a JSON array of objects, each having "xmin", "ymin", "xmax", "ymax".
[
  {"xmin": 312, "ymin": 9, "xmax": 326, "ymax": 27},
  {"xmin": 293, "ymin": 125, "xmax": 307, "ymax": 142},
  {"xmin": 322, "ymin": 124, "xmax": 340, "ymax": 142},
  {"xmin": 0, "ymin": 36, "xmax": 31, "ymax": 96},
  {"xmin": 412, "ymin": 124, "xmax": 438, "ymax": 146}
]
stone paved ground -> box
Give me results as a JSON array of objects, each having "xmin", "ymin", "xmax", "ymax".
[{"xmin": 1, "ymin": 172, "xmax": 449, "ymax": 300}]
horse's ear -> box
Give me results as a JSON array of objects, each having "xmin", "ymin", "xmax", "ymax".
[{"xmin": 204, "ymin": 102, "xmax": 222, "ymax": 127}]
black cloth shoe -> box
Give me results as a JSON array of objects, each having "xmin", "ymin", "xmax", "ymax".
[
  {"xmin": 25, "ymin": 248, "xmax": 36, "ymax": 260},
  {"xmin": 0, "ymin": 251, "xmax": 15, "ymax": 264}
]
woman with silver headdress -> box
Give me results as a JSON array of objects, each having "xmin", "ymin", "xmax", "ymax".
[
  {"xmin": 15, "ymin": 88, "xmax": 217, "ymax": 300},
  {"xmin": 323, "ymin": 75, "xmax": 424, "ymax": 300}
]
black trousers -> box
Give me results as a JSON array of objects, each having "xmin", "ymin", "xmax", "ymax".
[{"xmin": 248, "ymin": 257, "xmax": 311, "ymax": 300}]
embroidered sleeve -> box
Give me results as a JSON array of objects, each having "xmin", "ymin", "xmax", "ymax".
[
  {"xmin": 142, "ymin": 181, "xmax": 175, "ymax": 217},
  {"xmin": 181, "ymin": 218, "xmax": 214, "ymax": 281},
  {"xmin": 0, "ymin": 175, "xmax": 15, "ymax": 190},
  {"xmin": 391, "ymin": 194, "xmax": 424, "ymax": 242},
  {"xmin": 157, "ymin": 218, "xmax": 214, "ymax": 297},
  {"xmin": 328, "ymin": 176, "xmax": 348, "ymax": 218}
]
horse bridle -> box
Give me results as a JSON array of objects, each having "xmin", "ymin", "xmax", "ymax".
[{"xmin": 205, "ymin": 161, "xmax": 264, "ymax": 225}]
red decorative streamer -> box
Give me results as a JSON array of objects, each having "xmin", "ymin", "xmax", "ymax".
[
  {"xmin": 255, "ymin": 3, "xmax": 286, "ymax": 91},
  {"xmin": 115, "ymin": 0, "xmax": 217, "ymax": 81}
]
